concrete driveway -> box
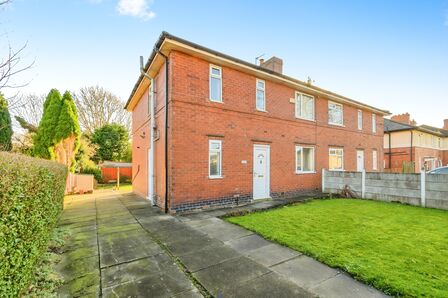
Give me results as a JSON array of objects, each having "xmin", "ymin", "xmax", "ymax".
[{"xmin": 56, "ymin": 190, "xmax": 386, "ymax": 298}]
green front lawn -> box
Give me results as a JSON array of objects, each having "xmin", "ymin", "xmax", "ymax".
[
  {"xmin": 97, "ymin": 182, "xmax": 132, "ymax": 191},
  {"xmin": 227, "ymin": 199, "xmax": 448, "ymax": 297}
]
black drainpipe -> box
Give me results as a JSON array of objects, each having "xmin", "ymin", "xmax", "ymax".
[{"xmin": 158, "ymin": 50, "xmax": 169, "ymax": 214}]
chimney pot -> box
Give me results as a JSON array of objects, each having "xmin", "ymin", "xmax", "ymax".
[
  {"xmin": 260, "ymin": 56, "xmax": 283, "ymax": 74},
  {"xmin": 443, "ymin": 119, "xmax": 448, "ymax": 130}
]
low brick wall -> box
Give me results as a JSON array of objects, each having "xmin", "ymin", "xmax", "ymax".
[{"xmin": 323, "ymin": 170, "xmax": 448, "ymax": 210}]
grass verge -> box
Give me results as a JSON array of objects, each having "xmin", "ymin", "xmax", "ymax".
[{"xmin": 226, "ymin": 199, "xmax": 448, "ymax": 297}]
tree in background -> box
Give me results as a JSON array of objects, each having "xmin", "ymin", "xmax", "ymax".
[
  {"xmin": 33, "ymin": 89, "xmax": 63, "ymax": 159},
  {"xmin": 52, "ymin": 91, "xmax": 81, "ymax": 171},
  {"xmin": 92, "ymin": 123, "xmax": 130, "ymax": 162},
  {"xmin": 74, "ymin": 86, "xmax": 130, "ymax": 134},
  {"xmin": 0, "ymin": 93, "xmax": 13, "ymax": 151}
]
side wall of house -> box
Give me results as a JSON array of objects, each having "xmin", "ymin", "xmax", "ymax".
[
  {"xmin": 131, "ymin": 61, "xmax": 168, "ymax": 204},
  {"xmin": 168, "ymin": 51, "xmax": 384, "ymax": 212}
]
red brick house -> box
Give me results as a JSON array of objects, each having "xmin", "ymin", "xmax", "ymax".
[
  {"xmin": 384, "ymin": 113, "xmax": 448, "ymax": 173},
  {"xmin": 125, "ymin": 32, "xmax": 389, "ymax": 213}
]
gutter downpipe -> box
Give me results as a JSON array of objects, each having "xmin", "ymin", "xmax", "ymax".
[
  {"xmin": 157, "ymin": 50, "xmax": 169, "ymax": 214},
  {"xmin": 140, "ymin": 56, "xmax": 156, "ymax": 206}
]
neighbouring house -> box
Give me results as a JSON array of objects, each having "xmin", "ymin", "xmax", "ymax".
[
  {"xmin": 125, "ymin": 32, "xmax": 389, "ymax": 213},
  {"xmin": 99, "ymin": 161, "xmax": 132, "ymax": 183},
  {"xmin": 384, "ymin": 113, "xmax": 448, "ymax": 173}
]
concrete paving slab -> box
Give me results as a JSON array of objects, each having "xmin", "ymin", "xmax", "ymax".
[
  {"xmin": 102, "ymin": 273, "xmax": 195, "ymax": 298},
  {"xmin": 271, "ymin": 255, "xmax": 339, "ymax": 289},
  {"xmin": 194, "ymin": 220, "xmax": 253, "ymax": 242},
  {"xmin": 171, "ymin": 288, "xmax": 203, "ymax": 298},
  {"xmin": 55, "ymin": 255, "xmax": 99, "ymax": 281},
  {"xmin": 220, "ymin": 272, "xmax": 314, "ymax": 298},
  {"xmin": 165, "ymin": 235, "xmax": 219, "ymax": 256},
  {"xmin": 193, "ymin": 256, "xmax": 271, "ymax": 296},
  {"xmin": 225, "ymin": 234, "xmax": 271, "ymax": 254},
  {"xmin": 97, "ymin": 222, "xmax": 144, "ymax": 235},
  {"xmin": 101, "ymin": 253, "xmax": 176, "ymax": 288},
  {"xmin": 311, "ymin": 272, "xmax": 387, "ymax": 298},
  {"xmin": 177, "ymin": 242, "xmax": 240, "ymax": 272},
  {"xmin": 57, "ymin": 272, "xmax": 100, "ymax": 298},
  {"xmin": 246, "ymin": 243, "xmax": 301, "ymax": 267}
]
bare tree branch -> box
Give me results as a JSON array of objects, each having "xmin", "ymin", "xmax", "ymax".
[
  {"xmin": 73, "ymin": 86, "xmax": 131, "ymax": 134},
  {"xmin": 0, "ymin": 41, "xmax": 35, "ymax": 91},
  {"xmin": 9, "ymin": 93, "xmax": 45, "ymax": 130}
]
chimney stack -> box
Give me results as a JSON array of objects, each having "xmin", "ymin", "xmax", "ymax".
[
  {"xmin": 443, "ymin": 119, "xmax": 448, "ymax": 130},
  {"xmin": 391, "ymin": 113, "xmax": 416, "ymax": 125},
  {"xmin": 260, "ymin": 56, "xmax": 283, "ymax": 74}
]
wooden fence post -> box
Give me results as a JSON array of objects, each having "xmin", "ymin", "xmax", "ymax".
[{"xmin": 420, "ymin": 170, "xmax": 426, "ymax": 207}]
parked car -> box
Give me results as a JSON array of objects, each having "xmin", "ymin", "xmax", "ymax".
[{"xmin": 428, "ymin": 166, "xmax": 448, "ymax": 174}]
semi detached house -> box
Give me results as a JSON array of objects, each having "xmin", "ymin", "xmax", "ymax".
[{"xmin": 125, "ymin": 32, "xmax": 389, "ymax": 213}]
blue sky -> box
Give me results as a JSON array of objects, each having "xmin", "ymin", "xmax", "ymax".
[{"xmin": 1, "ymin": 0, "xmax": 448, "ymax": 127}]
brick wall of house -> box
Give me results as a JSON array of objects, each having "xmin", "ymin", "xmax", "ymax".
[
  {"xmin": 131, "ymin": 61, "xmax": 168, "ymax": 203},
  {"xmin": 166, "ymin": 51, "xmax": 384, "ymax": 211}
]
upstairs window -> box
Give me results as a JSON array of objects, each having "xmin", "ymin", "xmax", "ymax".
[
  {"xmin": 329, "ymin": 148, "xmax": 344, "ymax": 171},
  {"xmin": 358, "ymin": 110, "xmax": 363, "ymax": 130},
  {"xmin": 256, "ymin": 79, "xmax": 266, "ymax": 111},
  {"xmin": 295, "ymin": 92, "xmax": 315, "ymax": 121},
  {"xmin": 328, "ymin": 102, "xmax": 343, "ymax": 125},
  {"xmin": 296, "ymin": 146, "xmax": 315, "ymax": 173},
  {"xmin": 209, "ymin": 140, "xmax": 222, "ymax": 178},
  {"xmin": 209, "ymin": 65, "xmax": 222, "ymax": 102},
  {"xmin": 372, "ymin": 113, "xmax": 377, "ymax": 133}
]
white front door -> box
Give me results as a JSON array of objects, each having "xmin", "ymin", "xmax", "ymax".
[
  {"xmin": 253, "ymin": 145, "xmax": 270, "ymax": 199},
  {"xmin": 356, "ymin": 150, "xmax": 364, "ymax": 172}
]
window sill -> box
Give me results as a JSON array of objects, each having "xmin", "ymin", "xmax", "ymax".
[
  {"xmin": 328, "ymin": 122, "xmax": 345, "ymax": 127},
  {"xmin": 295, "ymin": 171, "xmax": 316, "ymax": 175},
  {"xmin": 209, "ymin": 176, "xmax": 223, "ymax": 179},
  {"xmin": 329, "ymin": 169, "xmax": 345, "ymax": 172},
  {"xmin": 256, "ymin": 109, "xmax": 268, "ymax": 113},
  {"xmin": 295, "ymin": 116, "xmax": 316, "ymax": 122},
  {"xmin": 209, "ymin": 99, "xmax": 223, "ymax": 104}
]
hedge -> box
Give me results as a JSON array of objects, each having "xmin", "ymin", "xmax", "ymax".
[{"xmin": 0, "ymin": 152, "xmax": 68, "ymax": 297}]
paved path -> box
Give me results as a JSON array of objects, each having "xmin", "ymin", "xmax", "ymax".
[{"xmin": 56, "ymin": 190, "xmax": 387, "ymax": 298}]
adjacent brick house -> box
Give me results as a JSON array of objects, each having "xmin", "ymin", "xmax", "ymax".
[
  {"xmin": 125, "ymin": 32, "xmax": 389, "ymax": 213},
  {"xmin": 384, "ymin": 113, "xmax": 448, "ymax": 173}
]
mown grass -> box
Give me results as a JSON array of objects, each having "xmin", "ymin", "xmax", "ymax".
[
  {"xmin": 97, "ymin": 182, "xmax": 132, "ymax": 191},
  {"xmin": 227, "ymin": 199, "xmax": 448, "ymax": 297}
]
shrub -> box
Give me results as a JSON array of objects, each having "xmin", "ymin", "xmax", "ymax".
[
  {"xmin": 0, "ymin": 152, "xmax": 68, "ymax": 296},
  {"xmin": 81, "ymin": 165, "xmax": 103, "ymax": 183}
]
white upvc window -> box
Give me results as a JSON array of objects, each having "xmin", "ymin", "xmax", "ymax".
[
  {"xmin": 328, "ymin": 101, "xmax": 343, "ymax": 125},
  {"xmin": 329, "ymin": 148, "xmax": 344, "ymax": 171},
  {"xmin": 295, "ymin": 146, "xmax": 315, "ymax": 173},
  {"xmin": 358, "ymin": 110, "xmax": 363, "ymax": 130},
  {"xmin": 372, "ymin": 113, "xmax": 377, "ymax": 133},
  {"xmin": 256, "ymin": 79, "xmax": 266, "ymax": 111},
  {"xmin": 372, "ymin": 149, "xmax": 378, "ymax": 170},
  {"xmin": 209, "ymin": 140, "xmax": 222, "ymax": 178},
  {"xmin": 209, "ymin": 65, "xmax": 222, "ymax": 102},
  {"xmin": 295, "ymin": 92, "xmax": 315, "ymax": 121}
]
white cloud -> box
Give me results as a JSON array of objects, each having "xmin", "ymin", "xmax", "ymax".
[{"xmin": 116, "ymin": 0, "xmax": 155, "ymax": 20}]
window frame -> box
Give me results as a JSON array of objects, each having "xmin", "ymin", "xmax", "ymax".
[
  {"xmin": 328, "ymin": 101, "xmax": 344, "ymax": 126},
  {"xmin": 295, "ymin": 145, "xmax": 315, "ymax": 174},
  {"xmin": 208, "ymin": 140, "xmax": 222, "ymax": 178},
  {"xmin": 329, "ymin": 147, "xmax": 344, "ymax": 171},
  {"xmin": 209, "ymin": 65, "xmax": 222, "ymax": 103},
  {"xmin": 295, "ymin": 92, "xmax": 315, "ymax": 121},
  {"xmin": 372, "ymin": 149, "xmax": 378, "ymax": 171},
  {"xmin": 255, "ymin": 79, "xmax": 266, "ymax": 111},
  {"xmin": 372, "ymin": 113, "xmax": 377, "ymax": 133},
  {"xmin": 357, "ymin": 110, "xmax": 363, "ymax": 130}
]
